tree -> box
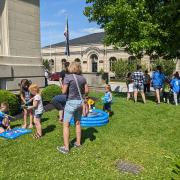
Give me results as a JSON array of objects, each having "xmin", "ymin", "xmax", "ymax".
[
  {"xmin": 113, "ymin": 59, "xmax": 145, "ymax": 80},
  {"xmin": 42, "ymin": 59, "xmax": 51, "ymax": 71},
  {"xmin": 151, "ymin": 59, "xmax": 177, "ymax": 76},
  {"xmin": 84, "ymin": 0, "xmax": 180, "ymax": 59}
]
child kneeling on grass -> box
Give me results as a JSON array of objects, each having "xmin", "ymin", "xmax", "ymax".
[
  {"xmin": 26, "ymin": 84, "xmax": 44, "ymax": 139},
  {"xmin": 0, "ymin": 102, "xmax": 11, "ymax": 133},
  {"xmin": 102, "ymin": 85, "xmax": 113, "ymax": 115}
]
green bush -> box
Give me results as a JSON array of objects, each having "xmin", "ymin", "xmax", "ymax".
[
  {"xmin": 41, "ymin": 85, "xmax": 61, "ymax": 102},
  {"xmin": 0, "ymin": 90, "xmax": 20, "ymax": 115},
  {"xmin": 113, "ymin": 59, "xmax": 146, "ymax": 80},
  {"xmin": 152, "ymin": 59, "xmax": 177, "ymax": 76}
]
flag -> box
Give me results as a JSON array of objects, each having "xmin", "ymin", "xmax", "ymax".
[{"xmin": 64, "ymin": 18, "xmax": 70, "ymax": 56}]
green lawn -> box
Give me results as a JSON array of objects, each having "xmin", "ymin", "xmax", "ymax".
[{"xmin": 0, "ymin": 92, "xmax": 180, "ymax": 179}]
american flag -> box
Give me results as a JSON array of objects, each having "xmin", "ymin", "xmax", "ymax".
[{"xmin": 64, "ymin": 18, "xmax": 70, "ymax": 56}]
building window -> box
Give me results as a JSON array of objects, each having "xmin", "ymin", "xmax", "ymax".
[
  {"xmin": 109, "ymin": 57, "xmax": 117, "ymax": 72},
  {"xmin": 61, "ymin": 59, "xmax": 66, "ymax": 69},
  {"xmin": 74, "ymin": 58, "xmax": 81, "ymax": 63},
  {"xmin": 90, "ymin": 54, "xmax": 98, "ymax": 73},
  {"xmin": 128, "ymin": 56, "xmax": 136, "ymax": 64}
]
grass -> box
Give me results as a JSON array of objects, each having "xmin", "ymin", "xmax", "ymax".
[{"xmin": 0, "ymin": 92, "xmax": 180, "ymax": 179}]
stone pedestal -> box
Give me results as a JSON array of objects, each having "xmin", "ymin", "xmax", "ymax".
[{"xmin": 0, "ymin": 0, "xmax": 44, "ymax": 90}]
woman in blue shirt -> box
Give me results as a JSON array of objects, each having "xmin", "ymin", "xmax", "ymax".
[{"xmin": 152, "ymin": 66, "xmax": 165, "ymax": 104}]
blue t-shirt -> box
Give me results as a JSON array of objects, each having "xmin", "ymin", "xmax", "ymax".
[
  {"xmin": 170, "ymin": 78, "xmax": 180, "ymax": 93},
  {"xmin": 0, "ymin": 111, "xmax": 5, "ymax": 125},
  {"xmin": 152, "ymin": 71, "xmax": 165, "ymax": 87},
  {"xmin": 103, "ymin": 92, "xmax": 112, "ymax": 103}
]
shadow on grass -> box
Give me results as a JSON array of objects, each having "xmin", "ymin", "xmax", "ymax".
[
  {"xmin": 41, "ymin": 118, "xmax": 49, "ymax": 123},
  {"xmin": 70, "ymin": 127, "xmax": 98, "ymax": 146},
  {"xmin": 11, "ymin": 123, "xmax": 22, "ymax": 129},
  {"xmin": 43, "ymin": 125, "xmax": 56, "ymax": 135}
]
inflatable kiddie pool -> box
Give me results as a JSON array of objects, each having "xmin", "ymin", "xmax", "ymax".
[
  {"xmin": 70, "ymin": 109, "xmax": 109, "ymax": 127},
  {"xmin": 0, "ymin": 128, "xmax": 32, "ymax": 139}
]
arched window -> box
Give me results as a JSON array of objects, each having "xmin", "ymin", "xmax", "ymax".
[
  {"xmin": 128, "ymin": 56, "xmax": 136, "ymax": 64},
  {"xmin": 109, "ymin": 57, "xmax": 117, "ymax": 72},
  {"xmin": 61, "ymin": 59, "xmax": 66, "ymax": 69},
  {"xmin": 90, "ymin": 54, "xmax": 98, "ymax": 72},
  {"xmin": 74, "ymin": 58, "xmax": 81, "ymax": 63}
]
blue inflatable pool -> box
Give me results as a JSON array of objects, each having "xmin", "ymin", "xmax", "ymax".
[
  {"xmin": 70, "ymin": 109, "xmax": 109, "ymax": 127},
  {"xmin": 0, "ymin": 128, "xmax": 32, "ymax": 139}
]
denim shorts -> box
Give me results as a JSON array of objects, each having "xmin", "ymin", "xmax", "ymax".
[
  {"xmin": 51, "ymin": 95, "xmax": 67, "ymax": 111},
  {"xmin": 64, "ymin": 100, "xmax": 82, "ymax": 123},
  {"xmin": 153, "ymin": 85, "xmax": 162, "ymax": 90},
  {"xmin": 133, "ymin": 83, "xmax": 144, "ymax": 92},
  {"xmin": 34, "ymin": 114, "xmax": 42, "ymax": 119}
]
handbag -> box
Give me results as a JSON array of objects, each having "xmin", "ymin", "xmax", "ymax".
[{"xmin": 73, "ymin": 74, "xmax": 89, "ymax": 116}]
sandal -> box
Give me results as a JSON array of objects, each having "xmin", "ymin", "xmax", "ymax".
[{"xmin": 33, "ymin": 133, "xmax": 42, "ymax": 139}]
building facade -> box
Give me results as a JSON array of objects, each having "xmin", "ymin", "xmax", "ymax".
[
  {"xmin": 42, "ymin": 32, "xmax": 180, "ymax": 77},
  {"xmin": 41, "ymin": 32, "xmax": 151, "ymax": 77},
  {"xmin": 0, "ymin": 0, "xmax": 44, "ymax": 90}
]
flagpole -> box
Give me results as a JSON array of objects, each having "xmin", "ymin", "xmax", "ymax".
[{"xmin": 64, "ymin": 16, "xmax": 70, "ymax": 62}]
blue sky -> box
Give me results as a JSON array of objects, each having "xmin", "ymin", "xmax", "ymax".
[{"xmin": 40, "ymin": 0, "xmax": 103, "ymax": 47}]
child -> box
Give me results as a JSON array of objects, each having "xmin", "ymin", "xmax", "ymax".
[
  {"xmin": 82, "ymin": 97, "xmax": 89, "ymax": 117},
  {"xmin": 27, "ymin": 84, "xmax": 44, "ymax": 138},
  {"xmin": 163, "ymin": 78, "xmax": 171, "ymax": 104},
  {"xmin": 126, "ymin": 72, "xmax": 134, "ymax": 100},
  {"xmin": 170, "ymin": 72, "xmax": 180, "ymax": 106},
  {"xmin": 0, "ymin": 102, "xmax": 11, "ymax": 133},
  {"xmin": 19, "ymin": 79, "xmax": 34, "ymax": 129},
  {"xmin": 102, "ymin": 85, "xmax": 113, "ymax": 115},
  {"xmin": 144, "ymin": 70, "xmax": 151, "ymax": 93},
  {"xmin": 85, "ymin": 95, "xmax": 95, "ymax": 112}
]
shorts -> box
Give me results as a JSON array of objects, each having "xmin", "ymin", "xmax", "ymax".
[
  {"xmin": 163, "ymin": 92, "xmax": 170, "ymax": 99},
  {"xmin": 34, "ymin": 114, "xmax": 42, "ymax": 119},
  {"xmin": 103, "ymin": 103, "xmax": 111, "ymax": 111},
  {"xmin": 133, "ymin": 83, "xmax": 144, "ymax": 92},
  {"xmin": 153, "ymin": 85, "xmax": 162, "ymax": 90},
  {"xmin": 128, "ymin": 83, "xmax": 134, "ymax": 93},
  {"xmin": 51, "ymin": 95, "xmax": 67, "ymax": 111},
  {"xmin": 63, "ymin": 100, "xmax": 82, "ymax": 123}
]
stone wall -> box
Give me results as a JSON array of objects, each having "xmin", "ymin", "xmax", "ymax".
[{"xmin": 0, "ymin": 0, "xmax": 44, "ymax": 90}]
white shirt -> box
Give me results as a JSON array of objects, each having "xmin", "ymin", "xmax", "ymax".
[{"xmin": 34, "ymin": 94, "xmax": 44, "ymax": 115}]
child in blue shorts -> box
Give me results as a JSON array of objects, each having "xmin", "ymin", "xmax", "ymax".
[{"xmin": 102, "ymin": 85, "xmax": 113, "ymax": 115}]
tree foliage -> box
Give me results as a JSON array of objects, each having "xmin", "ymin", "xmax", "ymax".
[
  {"xmin": 42, "ymin": 59, "xmax": 51, "ymax": 71},
  {"xmin": 113, "ymin": 59, "xmax": 145, "ymax": 80},
  {"xmin": 84, "ymin": 0, "xmax": 180, "ymax": 58},
  {"xmin": 151, "ymin": 59, "xmax": 177, "ymax": 76}
]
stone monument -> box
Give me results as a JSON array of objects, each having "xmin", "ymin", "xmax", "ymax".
[{"xmin": 0, "ymin": 0, "xmax": 44, "ymax": 90}]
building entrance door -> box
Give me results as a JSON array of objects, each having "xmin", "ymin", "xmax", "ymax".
[{"xmin": 90, "ymin": 54, "xmax": 98, "ymax": 73}]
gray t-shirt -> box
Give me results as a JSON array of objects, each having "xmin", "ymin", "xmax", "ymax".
[{"xmin": 64, "ymin": 74, "xmax": 87, "ymax": 100}]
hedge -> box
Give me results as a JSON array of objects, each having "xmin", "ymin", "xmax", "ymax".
[
  {"xmin": 41, "ymin": 85, "xmax": 61, "ymax": 102},
  {"xmin": 0, "ymin": 90, "xmax": 20, "ymax": 115}
]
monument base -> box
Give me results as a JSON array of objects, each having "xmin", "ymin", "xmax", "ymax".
[{"xmin": 0, "ymin": 56, "xmax": 45, "ymax": 90}]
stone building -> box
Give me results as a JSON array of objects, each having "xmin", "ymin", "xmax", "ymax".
[
  {"xmin": 42, "ymin": 32, "xmax": 180, "ymax": 77},
  {"xmin": 41, "ymin": 32, "xmax": 151, "ymax": 77},
  {"xmin": 0, "ymin": 0, "xmax": 44, "ymax": 90}
]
